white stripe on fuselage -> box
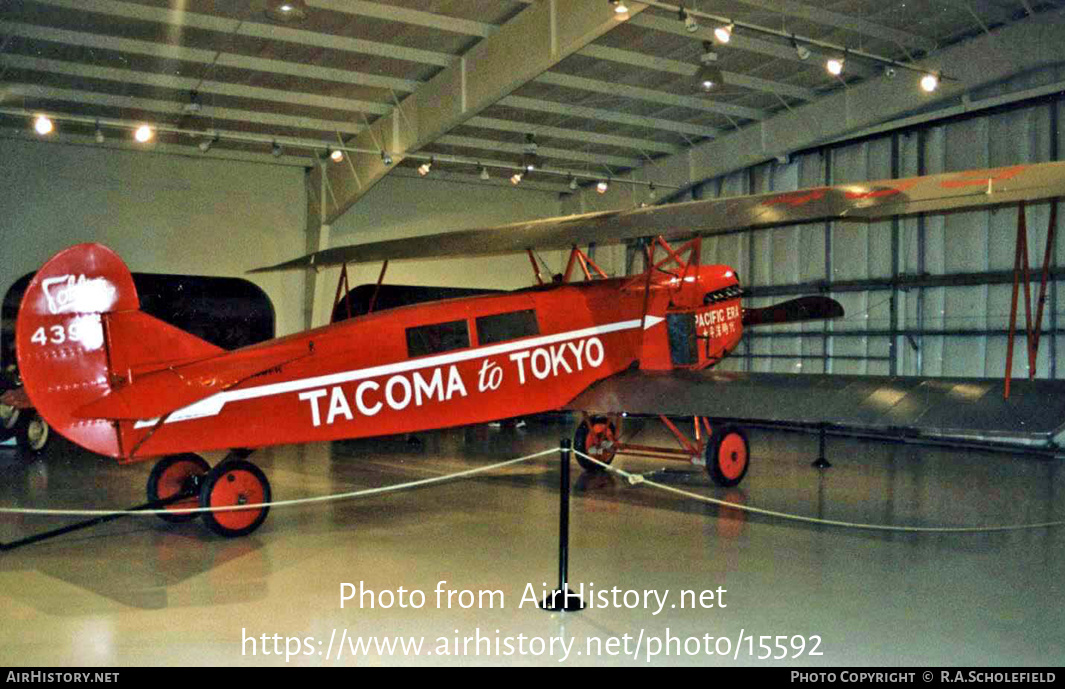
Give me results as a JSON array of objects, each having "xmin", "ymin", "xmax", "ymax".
[{"xmin": 134, "ymin": 316, "xmax": 664, "ymax": 428}]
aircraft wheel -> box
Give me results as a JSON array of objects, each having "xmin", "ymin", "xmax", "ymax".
[
  {"xmin": 706, "ymin": 425, "xmax": 749, "ymax": 488},
  {"xmin": 199, "ymin": 460, "xmax": 271, "ymax": 538},
  {"xmin": 0, "ymin": 400, "xmax": 19, "ymax": 442},
  {"xmin": 573, "ymin": 416, "xmax": 617, "ymax": 473},
  {"xmin": 147, "ymin": 454, "xmax": 211, "ymax": 523},
  {"xmin": 15, "ymin": 412, "xmax": 50, "ymax": 454}
]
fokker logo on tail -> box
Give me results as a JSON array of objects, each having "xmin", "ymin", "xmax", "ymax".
[{"xmin": 41, "ymin": 274, "xmax": 117, "ymax": 315}]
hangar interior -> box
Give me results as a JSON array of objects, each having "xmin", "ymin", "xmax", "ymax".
[{"xmin": 1, "ymin": 0, "xmax": 1065, "ymax": 667}]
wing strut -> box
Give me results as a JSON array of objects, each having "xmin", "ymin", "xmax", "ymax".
[{"xmin": 1004, "ymin": 201, "xmax": 1058, "ymax": 398}]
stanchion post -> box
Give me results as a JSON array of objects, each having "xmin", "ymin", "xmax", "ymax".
[
  {"xmin": 541, "ymin": 438, "xmax": 585, "ymax": 612},
  {"xmin": 812, "ymin": 424, "xmax": 832, "ymax": 469}
]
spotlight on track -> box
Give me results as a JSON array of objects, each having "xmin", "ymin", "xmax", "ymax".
[
  {"xmin": 714, "ymin": 23, "xmax": 733, "ymax": 44},
  {"xmin": 920, "ymin": 72, "xmax": 940, "ymax": 93},
  {"xmin": 479, "ymin": 166, "xmax": 490, "ymax": 181},
  {"xmin": 791, "ymin": 36, "xmax": 811, "ymax": 61},
  {"xmin": 569, "ymin": 175, "xmax": 578, "ymax": 191},
  {"xmin": 596, "ymin": 179, "xmax": 609, "ymax": 194},
  {"xmin": 648, "ymin": 183, "xmax": 657, "ymax": 201},
  {"xmin": 510, "ymin": 171, "xmax": 523, "ymax": 185},
  {"xmin": 609, "ymin": 0, "xmax": 629, "ymax": 18},
  {"xmin": 271, "ymin": 141, "xmax": 283, "ymax": 157},
  {"xmin": 381, "ymin": 150, "xmax": 393, "ymax": 166},
  {"xmin": 418, "ymin": 158, "xmax": 433, "ymax": 176},
  {"xmin": 330, "ymin": 148, "xmax": 344, "ymax": 163},
  {"xmin": 94, "ymin": 122, "xmax": 105, "ymax": 144},
  {"xmin": 679, "ymin": 8, "xmax": 697, "ymax": 33},
  {"xmin": 826, "ymin": 56, "xmax": 845, "ymax": 76},
  {"xmin": 134, "ymin": 125, "xmax": 154, "ymax": 143},
  {"xmin": 33, "ymin": 115, "xmax": 54, "ymax": 136},
  {"xmin": 198, "ymin": 132, "xmax": 218, "ymax": 153},
  {"xmin": 266, "ymin": 0, "xmax": 308, "ymax": 22}
]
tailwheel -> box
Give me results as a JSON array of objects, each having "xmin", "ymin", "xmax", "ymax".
[
  {"xmin": 199, "ymin": 460, "xmax": 271, "ymax": 538},
  {"xmin": 147, "ymin": 454, "xmax": 211, "ymax": 523},
  {"xmin": 706, "ymin": 425, "xmax": 749, "ymax": 488},
  {"xmin": 574, "ymin": 416, "xmax": 618, "ymax": 473},
  {"xmin": 15, "ymin": 411, "xmax": 50, "ymax": 454}
]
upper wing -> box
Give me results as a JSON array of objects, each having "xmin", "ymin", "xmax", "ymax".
[
  {"xmin": 252, "ymin": 161, "xmax": 1065, "ymax": 272},
  {"xmin": 565, "ymin": 369, "xmax": 1065, "ymax": 444}
]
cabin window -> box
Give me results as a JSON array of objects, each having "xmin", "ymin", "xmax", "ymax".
[
  {"xmin": 476, "ymin": 309, "xmax": 539, "ymax": 345},
  {"xmin": 406, "ymin": 319, "xmax": 470, "ymax": 357}
]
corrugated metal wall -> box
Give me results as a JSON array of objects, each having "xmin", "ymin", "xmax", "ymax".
[{"xmin": 688, "ymin": 95, "xmax": 1063, "ymax": 380}]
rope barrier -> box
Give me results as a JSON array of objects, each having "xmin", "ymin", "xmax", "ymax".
[
  {"xmin": 573, "ymin": 449, "xmax": 1065, "ymax": 534},
  {"xmin": 0, "ymin": 448, "xmax": 556, "ymax": 518}
]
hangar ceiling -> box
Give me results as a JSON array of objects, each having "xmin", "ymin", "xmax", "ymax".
[{"xmin": 0, "ymin": 0, "xmax": 1060, "ymax": 207}]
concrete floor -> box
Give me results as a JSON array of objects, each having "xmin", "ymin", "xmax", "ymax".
[{"xmin": 1, "ymin": 415, "xmax": 1063, "ymax": 667}]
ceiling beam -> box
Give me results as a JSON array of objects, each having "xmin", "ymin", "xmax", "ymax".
[
  {"xmin": 498, "ymin": 95, "xmax": 720, "ymax": 139},
  {"xmin": 534, "ymin": 72, "xmax": 767, "ymax": 120},
  {"xmin": 315, "ymin": 1, "xmax": 651, "ymax": 223}
]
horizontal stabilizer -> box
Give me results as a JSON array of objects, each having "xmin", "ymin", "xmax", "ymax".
[
  {"xmin": 76, "ymin": 341, "xmax": 312, "ymax": 421},
  {"xmin": 743, "ymin": 296, "xmax": 844, "ymax": 327}
]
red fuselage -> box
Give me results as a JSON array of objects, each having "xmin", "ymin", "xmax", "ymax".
[{"xmin": 108, "ymin": 265, "xmax": 741, "ymax": 461}]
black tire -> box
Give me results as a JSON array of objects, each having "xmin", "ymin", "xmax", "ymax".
[
  {"xmin": 199, "ymin": 460, "xmax": 271, "ymax": 538},
  {"xmin": 573, "ymin": 416, "xmax": 617, "ymax": 473},
  {"xmin": 15, "ymin": 411, "xmax": 49, "ymax": 454},
  {"xmin": 0, "ymin": 400, "xmax": 20, "ymax": 442},
  {"xmin": 147, "ymin": 454, "xmax": 211, "ymax": 523},
  {"xmin": 705, "ymin": 425, "xmax": 749, "ymax": 488}
]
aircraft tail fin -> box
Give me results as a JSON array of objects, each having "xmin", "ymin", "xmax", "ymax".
[{"xmin": 16, "ymin": 244, "xmax": 223, "ymax": 458}]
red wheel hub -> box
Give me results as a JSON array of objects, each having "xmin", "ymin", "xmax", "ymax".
[
  {"xmin": 585, "ymin": 422, "xmax": 617, "ymax": 462},
  {"xmin": 716, "ymin": 432, "xmax": 748, "ymax": 481},
  {"xmin": 157, "ymin": 458, "xmax": 206, "ymax": 516},
  {"xmin": 207, "ymin": 469, "xmax": 267, "ymax": 531}
]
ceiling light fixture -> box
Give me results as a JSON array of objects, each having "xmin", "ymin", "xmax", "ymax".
[
  {"xmin": 134, "ymin": 125, "xmax": 154, "ymax": 143},
  {"xmin": 714, "ymin": 23, "xmax": 733, "ymax": 44},
  {"xmin": 920, "ymin": 72, "xmax": 940, "ymax": 93},
  {"xmin": 266, "ymin": 0, "xmax": 308, "ymax": 22},
  {"xmin": 791, "ymin": 36, "xmax": 811, "ymax": 61},
  {"xmin": 569, "ymin": 176, "xmax": 578, "ymax": 191},
  {"xmin": 679, "ymin": 8, "xmax": 698, "ymax": 33},
  {"xmin": 609, "ymin": 1, "xmax": 629, "ymax": 18},
  {"xmin": 479, "ymin": 166, "xmax": 490, "ymax": 181},
  {"xmin": 381, "ymin": 150, "xmax": 393, "ymax": 166},
  {"xmin": 510, "ymin": 171, "xmax": 523, "ymax": 185},
  {"xmin": 271, "ymin": 141, "xmax": 283, "ymax": 158},
  {"xmin": 418, "ymin": 158, "xmax": 433, "ymax": 176},
  {"xmin": 648, "ymin": 183, "xmax": 657, "ymax": 201},
  {"xmin": 596, "ymin": 179, "xmax": 610, "ymax": 194},
  {"xmin": 184, "ymin": 90, "xmax": 202, "ymax": 114},
  {"xmin": 94, "ymin": 122, "xmax": 105, "ymax": 143},
  {"xmin": 826, "ymin": 56, "xmax": 845, "ymax": 76},
  {"xmin": 33, "ymin": 115, "xmax": 54, "ymax": 136},
  {"xmin": 695, "ymin": 42, "xmax": 723, "ymax": 92},
  {"xmin": 198, "ymin": 132, "xmax": 218, "ymax": 153},
  {"xmin": 330, "ymin": 148, "xmax": 344, "ymax": 162}
]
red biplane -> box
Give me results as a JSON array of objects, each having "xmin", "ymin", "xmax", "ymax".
[{"xmin": 14, "ymin": 161, "xmax": 1065, "ymax": 537}]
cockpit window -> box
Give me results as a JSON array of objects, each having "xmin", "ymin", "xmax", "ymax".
[
  {"xmin": 476, "ymin": 310, "xmax": 539, "ymax": 345},
  {"xmin": 406, "ymin": 319, "xmax": 470, "ymax": 357}
]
